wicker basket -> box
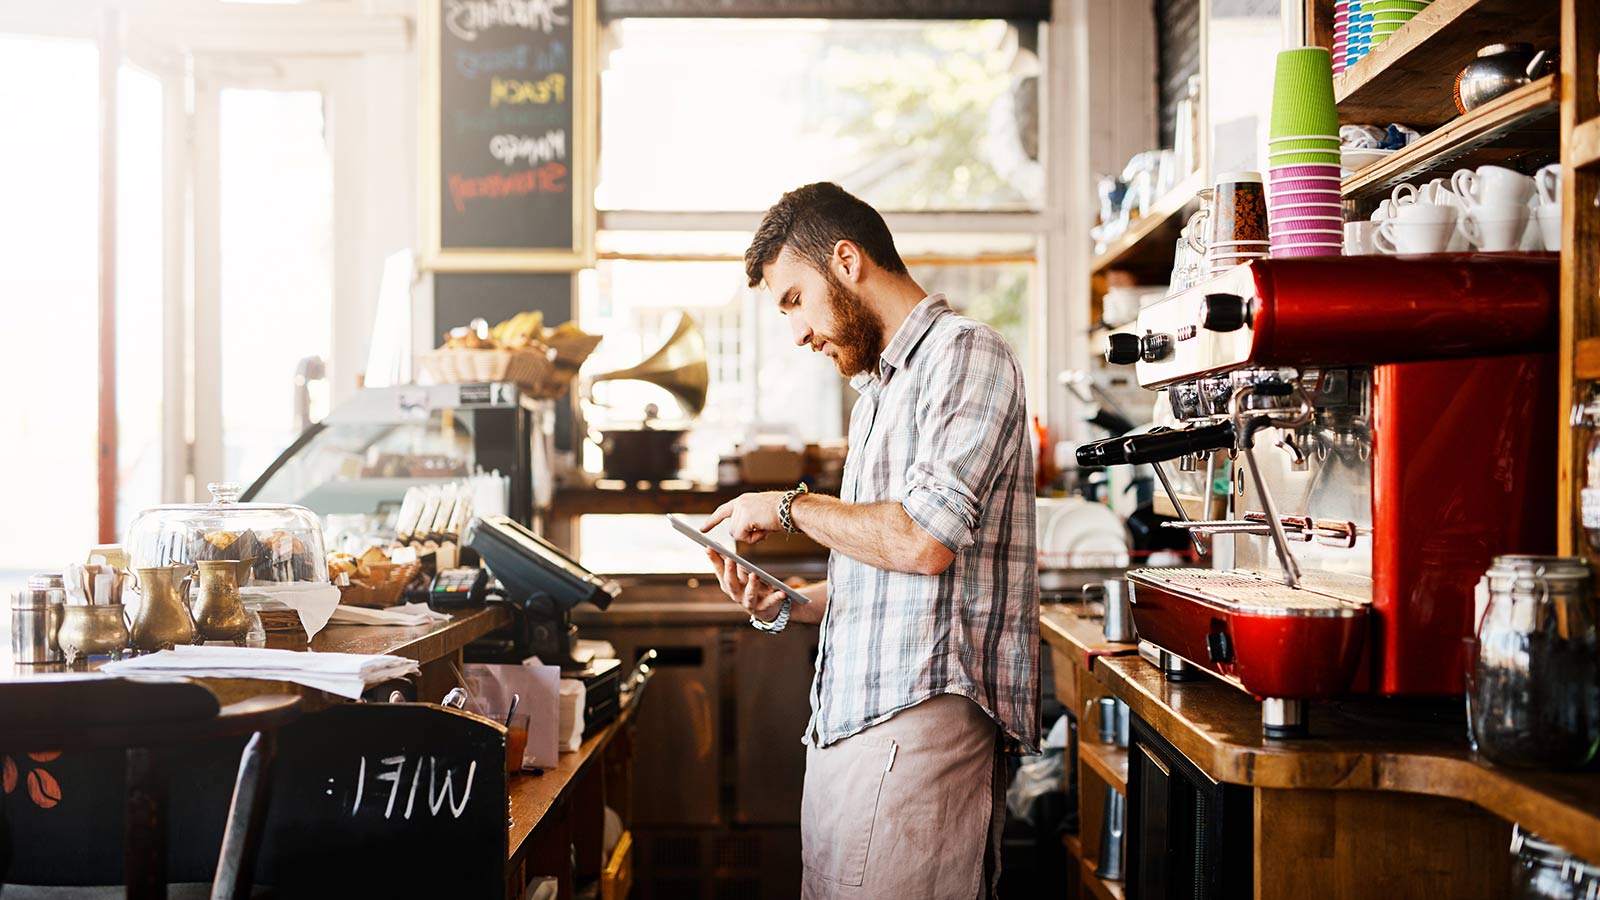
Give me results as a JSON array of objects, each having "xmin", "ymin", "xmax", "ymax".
[
  {"xmin": 417, "ymin": 347, "xmax": 555, "ymax": 392},
  {"xmin": 336, "ymin": 562, "xmax": 420, "ymax": 609}
]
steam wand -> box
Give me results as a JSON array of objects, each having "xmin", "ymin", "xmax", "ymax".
[{"xmin": 1230, "ymin": 384, "xmax": 1314, "ymax": 588}]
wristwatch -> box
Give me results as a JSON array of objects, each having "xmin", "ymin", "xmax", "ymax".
[
  {"xmin": 750, "ymin": 596, "xmax": 792, "ymax": 633},
  {"xmin": 778, "ymin": 483, "xmax": 809, "ymax": 534}
]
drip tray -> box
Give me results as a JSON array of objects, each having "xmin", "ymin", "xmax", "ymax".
[{"xmin": 1129, "ymin": 568, "xmax": 1368, "ymax": 618}]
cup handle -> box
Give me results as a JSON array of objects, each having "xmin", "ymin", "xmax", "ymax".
[
  {"xmin": 1457, "ymin": 211, "xmax": 1482, "ymax": 249},
  {"xmin": 1184, "ymin": 207, "xmax": 1211, "ymax": 253},
  {"xmin": 1373, "ymin": 221, "xmax": 1399, "ymax": 254},
  {"xmin": 1536, "ymin": 167, "xmax": 1560, "ymax": 207},
  {"xmin": 1391, "ymin": 183, "xmax": 1418, "ymax": 206},
  {"xmin": 1451, "ymin": 170, "xmax": 1477, "ymax": 206}
]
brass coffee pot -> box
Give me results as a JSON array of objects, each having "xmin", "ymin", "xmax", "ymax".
[
  {"xmin": 193, "ymin": 559, "xmax": 254, "ymax": 643},
  {"xmin": 131, "ymin": 564, "xmax": 197, "ymax": 652}
]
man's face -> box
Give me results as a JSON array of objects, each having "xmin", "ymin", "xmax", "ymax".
[{"xmin": 763, "ymin": 248, "xmax": 884, "ymax": 378}]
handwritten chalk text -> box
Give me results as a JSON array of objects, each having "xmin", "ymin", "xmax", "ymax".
[
  {"xmin": 489, "ymin": 130, "xmax": 567, "ymax": 166},
  {"xmin": 490, "ymin": 74, "xmax": 566, "ymax": 106},
  {"xmin": 448, "ymin": 163, "xmax": 569, "ymax": 212},
  {"xmin": 445, "ymin": 0, "xmax": 570, "ymax": 41},
  {"xmin": 348, "ymin": 754, "xmax": 479, "ymax": 820}
]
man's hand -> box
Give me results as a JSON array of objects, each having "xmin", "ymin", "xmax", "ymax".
[
  {"xmin": 706, "ymin": 549, "xmax": 786, "ymax": 622},
  {"xmin": 703, "ymin": 491, "xmax": 787, "ymax": 544}
]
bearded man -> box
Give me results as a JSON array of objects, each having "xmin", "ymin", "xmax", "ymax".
[{"xmin": 701, "ymin": 182, "xmax": 1039, "ymax": 900}]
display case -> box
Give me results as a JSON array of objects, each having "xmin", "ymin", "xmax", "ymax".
[
  {"xmin": 125, "ymin": 482, "xmax": 328, "ymax": 584},
  {"xmin": 243, "ymin": 382, "xmax": 556, "ymax": 529}
]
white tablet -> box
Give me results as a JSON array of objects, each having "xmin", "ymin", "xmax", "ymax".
[{"xmin": 668, "ymin": 514, "xmax": 812, "ymax": 605}]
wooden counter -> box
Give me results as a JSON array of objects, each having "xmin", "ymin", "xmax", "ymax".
[
  {"xmin": 1041, "ymin": 606, "xmax": 1600, "ymax": 899},
  {"xmin": 2, "ymin": 604, "xmax": 514, "ymax": 709},
  {"xmin": 1098, "ymin": 653, "xmax": 1600, "ymax": 864},
  {"xmin": 506, "ymin": 695, "xmax": 641, "ymax": 900}
]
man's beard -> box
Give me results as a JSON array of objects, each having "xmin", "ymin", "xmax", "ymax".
[{"xmin": 819, "ymin": 271, "xmax": 884, "ymax": 378}]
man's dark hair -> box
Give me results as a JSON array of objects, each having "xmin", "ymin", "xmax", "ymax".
[{"xmin": 744, "ymin": 182, "xmax": 908, "ymax": 288}]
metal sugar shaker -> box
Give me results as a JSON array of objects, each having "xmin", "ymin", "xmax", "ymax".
[{"xmin": 13, "ymin": 574, "xmax": 66, "ymax": 664}]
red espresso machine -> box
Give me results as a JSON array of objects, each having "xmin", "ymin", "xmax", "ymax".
[{"xmin": 1077, "ymin": 256, "xmax": 1558, "ymax": 735}]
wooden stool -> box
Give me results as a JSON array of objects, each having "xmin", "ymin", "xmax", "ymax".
[{"xmin": 0, "ymin": 677, "xmax": 302, "ymax": 900}]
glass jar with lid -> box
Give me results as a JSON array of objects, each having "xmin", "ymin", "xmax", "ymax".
[
  {"xmin": 125, "ymin": 482, "xmax": 329, "ymax": 585},
  {"xmin": 1470, "ymin": 555, "xmax": 1600, "ymax": 769}
]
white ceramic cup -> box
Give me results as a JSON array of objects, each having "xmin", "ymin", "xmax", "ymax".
[
  {"xmin": 1457, "ymin": 205, "xmax": 1532, "ymax": 252},
  {"xmin": 1536, "ymin": 203, "xmax": 1562, "ymax": 251},
  {"xmin": 1374, "ymin": 203, "xmax": 1458, "ymax": 254},
  {"xmin": 1344, "ymin": 220, "xmax": 1380, "ymax": 255},
  {"xmin": 1535, "ymin": 163, "xmax": 1562, "ymax": 207},
  {"xmin": 1452, "ymin": 165, "xmax": 1535, "ymax": 211}
]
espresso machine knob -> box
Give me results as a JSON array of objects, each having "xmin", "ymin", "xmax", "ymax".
[
  {"xmin": 1105, "ymin": 332, "xmax": 1142, "ymax": 365},
  {"xmin": 1141, "ymin": 333, "xmax": 1174, "ymax": 362},
  {"xmin": 1201, "ymin": 293, "xmax": 1248, "ymax": 332}
]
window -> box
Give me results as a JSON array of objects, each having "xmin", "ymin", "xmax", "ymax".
[
  {"xmin": 217, "ymin": 88, "xmax": 335, "ymax": 486},
  {"xmin": 585, "ymin": 18, "xmax": 1043, "ymax": 574},
  {"xmin": 116, "ymin": 64, "xmax": 166, "ymax": 537},
  {"xmin": 0, "ymin": 35, "xmax": 101, "ymax": 589},
  {"xmin": 597, "ymin": 19, "xmax": 1042, "ymax": 212}
]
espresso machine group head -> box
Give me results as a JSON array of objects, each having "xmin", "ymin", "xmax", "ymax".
[{"xmin": 1078, "ymin": 256, "xmax": 1558, "ymax": 736}]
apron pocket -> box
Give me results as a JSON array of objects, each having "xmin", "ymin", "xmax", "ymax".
[{"xmin": 801, "ymin": 736, "xmax": 896, "ymax": 887}]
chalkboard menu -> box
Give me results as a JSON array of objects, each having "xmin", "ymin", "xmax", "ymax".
[{"xmin": 424, "ymin": 0, "xmax": 594, "ymax": 270}]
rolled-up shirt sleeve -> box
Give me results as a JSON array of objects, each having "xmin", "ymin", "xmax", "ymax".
[{"xmin": 900, "ymin": 326, "xmax": 1025, "ymax": 553}]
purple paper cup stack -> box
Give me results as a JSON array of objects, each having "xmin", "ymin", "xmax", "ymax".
[
  {"xmin": 1333, "ymin": 0, "xmax": 1348, "ymax": 74},
  {"xmin": 1268, "ymin": 48, "xmax": 1343, "ymax": 258}
]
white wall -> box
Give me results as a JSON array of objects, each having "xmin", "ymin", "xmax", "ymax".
[{"xmin": 1043, "ymin": 0, "xmax": 1158, "ymax": 447}]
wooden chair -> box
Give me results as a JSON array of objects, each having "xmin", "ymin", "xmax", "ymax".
[{"xmin": 0, "ymin": 676, "xmax": 302, "ymax": 900}]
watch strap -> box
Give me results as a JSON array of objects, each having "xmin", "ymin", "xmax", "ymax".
[
  {"xmin": 778, "ymin": 483, "xmax": 809, "ymax": 534},
  {"xmin": 750, "ymin": 596, "xmax": 791, "ymax": 633}
]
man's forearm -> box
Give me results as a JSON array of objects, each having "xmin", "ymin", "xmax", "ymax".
[{"xmin": 788, "ymin": 493, "xmax": 953, "ymax": 575}]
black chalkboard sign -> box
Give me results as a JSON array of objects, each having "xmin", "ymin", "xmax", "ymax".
[
  {"xmin": 425, "ymin": 0, "xmax": 594, "ymax": 271},
  {"xmin": 1, "ymin": 704, "xmax": 508, "ymax": 896}
]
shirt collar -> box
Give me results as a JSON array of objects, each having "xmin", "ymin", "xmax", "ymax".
[{"xmin": 849, "ymin": 293, "xmax": 950, "ymax": 392}]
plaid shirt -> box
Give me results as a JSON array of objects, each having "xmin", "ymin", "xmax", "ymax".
[{"xmin": 806, "ymin": 294, "xmax": 1040, "ymax": 753}]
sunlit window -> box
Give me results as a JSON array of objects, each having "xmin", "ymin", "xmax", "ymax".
[
  {"xmin": 596, "ymin": 19, "xmax": 1042, "ymax": 212},
  {"xmin": 219, "ymin": 89, "xmax": 334, "ymax": 487},
  {"xmin": 116, "ymin": 65, "xmax": 166, "ymax": 539},
  {"xmin": 0, "ymin": 34, "xmax": 100, "ymax": 590}
]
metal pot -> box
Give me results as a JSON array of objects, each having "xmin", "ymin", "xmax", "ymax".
[
  {"xmin": 1457, "ymin": 43, "xmax": 1536, "ymax": 112},
  {"xmin": 598, "ymin": 427, "xmax": 687, "ymax": 482}
]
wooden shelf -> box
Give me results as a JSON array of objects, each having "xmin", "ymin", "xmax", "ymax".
[
  {"xmin": 1096, "ymin": 655, "xmax": 1600, "ymax": 863},
  {"xmin": 1334, "ymin": 0, "xmax": 1562, "ymax": 128},
  {"xmin": 1342, "ymin": 75, "xmax": 1560, "ymax": 203},
  {"xmin": 1079, "ymin": 857, "xmax": 1127, "ymax": 900},
  {"xmin": 1080, "ymin": 736, "xmax": 1129, "ymax": 795},
  {"xmin": 1575, "ymin": 115, "xmax": 1600, "ymax": 171},
  {"xmin": 1063, "ymin": 831, "xmax": 1083, "ymax": 861},
  {"xmin": 1091, "ymin": 171, "xmax": 1203, "ymax": 279},
  {"xmin": 1575, "ymin": 336, "xmax": 1600, "ymax": 381}
]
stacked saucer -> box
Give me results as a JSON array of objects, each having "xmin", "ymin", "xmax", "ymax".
[
  {"xmin": 1267, "ymin": 48, "xmax": 1343, "ymax": 258},
  {"xmin": 1369, "ymin": 0, "xmax": 1429, "ymax": 46}
]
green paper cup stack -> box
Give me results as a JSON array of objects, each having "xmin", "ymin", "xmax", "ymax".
[
  {"xmin": 1269, "ymin": 48, "xmax": 1339, "ymax": 167},
  {"xmin": 1367, "ymin": 0, "xmax": 1429, "ymax": 44}
]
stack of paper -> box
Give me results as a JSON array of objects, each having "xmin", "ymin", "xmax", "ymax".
[
  {"xmin": 102, "ymin": 645, "xmax": 419, "ymax": 699},
  {"xmin": 328, "ymin": 602, "xmax": 451, "ymax": 627}
]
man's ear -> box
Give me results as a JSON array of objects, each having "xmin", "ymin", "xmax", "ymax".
[{"xmin": 832, "ymin": 240, "xmax": 864, "ymax": 284}]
